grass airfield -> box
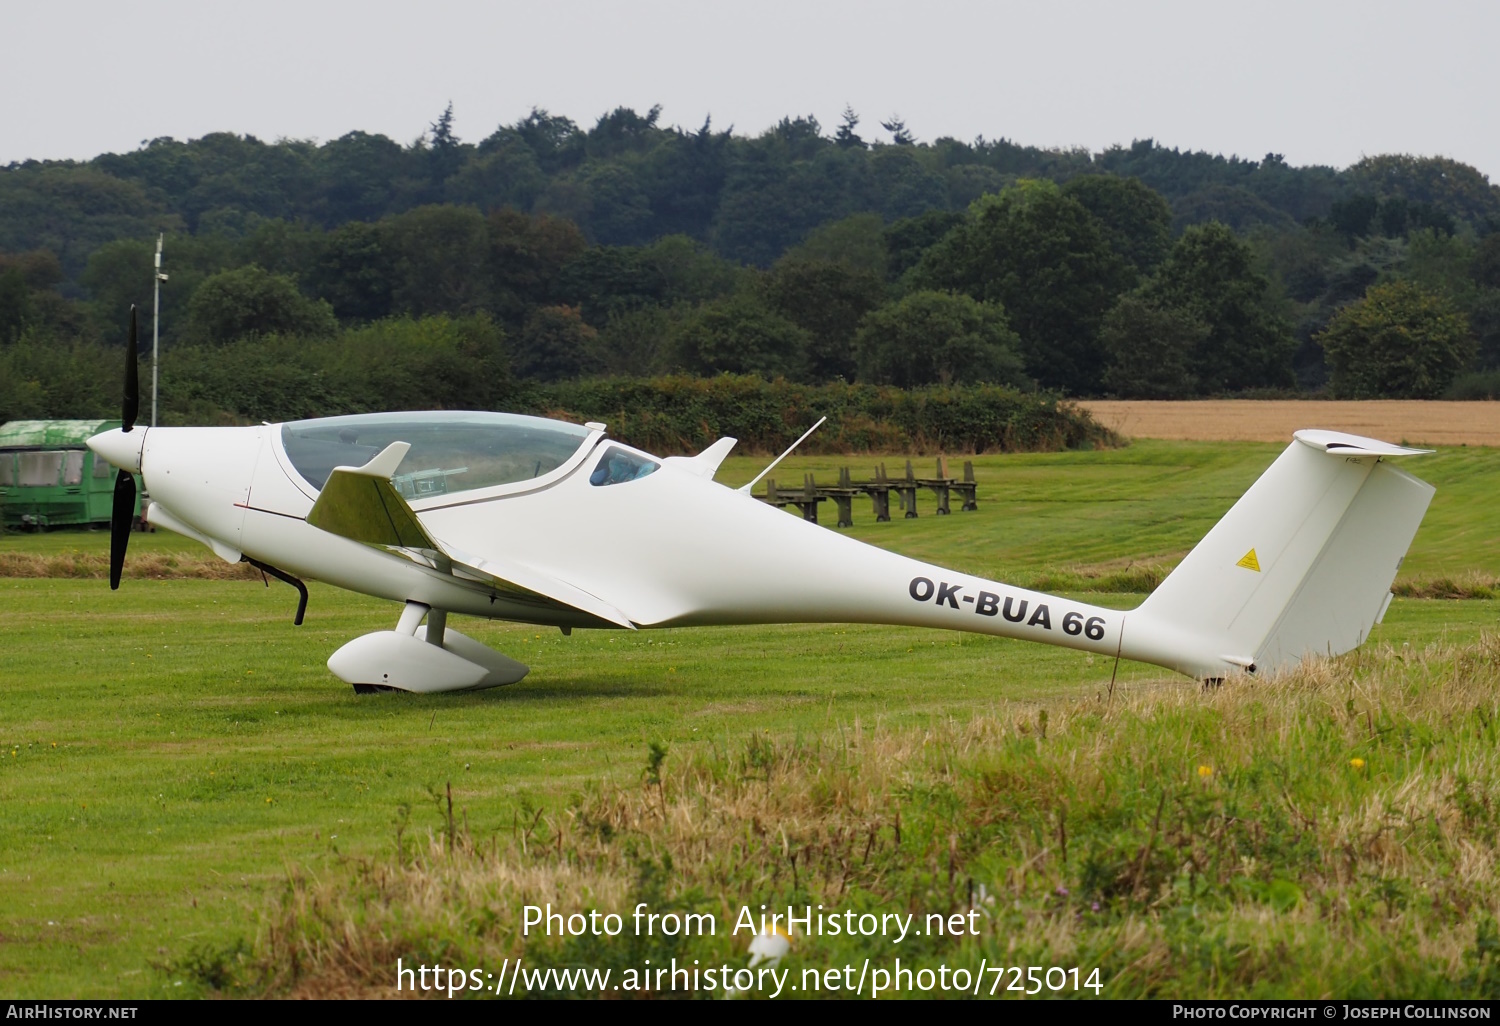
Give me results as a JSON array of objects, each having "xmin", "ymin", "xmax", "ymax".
[{"xmin": 3, "ymin": 439, "xmax": 1500, "ymax": 998}]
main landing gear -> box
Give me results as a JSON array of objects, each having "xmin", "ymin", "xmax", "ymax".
[{"xmin": 329, "ymin": 601, "xmax": 530, "ymax": 694}]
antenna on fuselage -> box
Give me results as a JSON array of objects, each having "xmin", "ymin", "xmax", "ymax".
[
  {"xmin": 738, "ymin": 416, "xmax": 827, "ymax": 495},
  {"xmin": 151, "ymin": 234, "xmax": 167, "ymax": 427}
]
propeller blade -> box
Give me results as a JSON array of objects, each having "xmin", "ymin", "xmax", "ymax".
[
  {"xmin": 109, "ymin": 469, "xmax": 136, "ymax": 590},
  {"xmin": 122, "ymin": 305, "xmax": 139, "ymax": 433}
]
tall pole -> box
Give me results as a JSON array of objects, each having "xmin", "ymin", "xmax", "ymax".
[{"xmin": 151, "ymin": 234, "xmax": 166, "ymax": 426}]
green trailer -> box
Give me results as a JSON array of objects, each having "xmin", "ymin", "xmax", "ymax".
[{"xmin": 0, "ymin": 419, "xmax": 141, "ymax": 530}]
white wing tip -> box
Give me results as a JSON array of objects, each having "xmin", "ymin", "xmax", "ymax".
[
  {"xmin": 664, "ymin": 436, "xmax": 738, "ymax": 480},
  {"xmin": 336, "ymin": 439, "xmax": 412, "ymax": 478}
]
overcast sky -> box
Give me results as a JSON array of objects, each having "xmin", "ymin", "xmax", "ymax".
[{"xmin": 5, "ymin": 0, "xmax": 1495, "ymax": 180}]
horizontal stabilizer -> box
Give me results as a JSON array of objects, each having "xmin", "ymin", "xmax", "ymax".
[{"xmin": 1294, "ymin": 429, "xmax": 1432, "ymax": 458}]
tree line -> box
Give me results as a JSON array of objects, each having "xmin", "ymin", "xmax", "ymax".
[{"xmin": 2, "ymin": 104, "xmax": 1500, "ymax": 428}]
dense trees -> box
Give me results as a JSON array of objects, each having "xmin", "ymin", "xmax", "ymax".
[
  {"xmin": 1143, "ymin": 223, "xmax": 1296, "ymax": 392},
  {"xmin": 1099, "ymin": 296, "xmax": 1208, "ymax": 399},
  {"xmin": 0, "ymin": 267, "xmax": 30, "ymax": 343},
  {"xmin": 512, "ymin": 305, "xmax": 596, "ymax": 381},
  {"xmin": 1318, "ymin": 281, "xmax": 1474, "ymax": 398},
  {"xmin": 761, "ymin": 259, "xmax": 886, "ymax": 381},
  {"xmin": 0, "ymin": 250, "xmax": 64, "ymax": 343},
  {"xmin": 855, "ymin": 291, "xmax": 1025, "ymax": 387},
  {"xmin": 913, "ymin": 181, "xmax": 1132, "ymax": 392},
  {"xmin": 185, "ymin": 265, "xmax": 336, "ymax": 343},
  {"xmin": 1061, "ymin": 174, "xmax": 1173, "ymax": 274},
  {"xmin": 670, "ymin": 292, "xmax": 810, "ymax": 379},
  {"xmin": 11, "ymin": 106, "xmax": 1495, "ymax": 280},
  {"xmin": 486, "ymin": 208, "xmax": 588, "ymax": 320},
  {"xmin": 3, "ymin": 104, "xmax": 1499, "ymax": 425}
]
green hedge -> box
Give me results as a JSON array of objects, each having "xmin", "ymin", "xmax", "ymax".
[
  {"xmin": 2, "ymin": 324, "xmax": 1114, "ymax": 455},
  {"xmin": 528, "ymin": 375, "xmax": 1115, "ymax": 454}
]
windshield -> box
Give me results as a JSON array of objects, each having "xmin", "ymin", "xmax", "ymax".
[{"xmin": 281, "ymin": 411, "xmax": 593, "ymax": 498}]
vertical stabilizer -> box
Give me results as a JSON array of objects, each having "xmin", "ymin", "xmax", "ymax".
[{"xmin": 1121, "ymin": 431, "xmax": 1433, "ymax": 678}]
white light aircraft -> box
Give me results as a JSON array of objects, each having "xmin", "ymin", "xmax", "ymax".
[{"xmin": 90, "ymin": 310, "xmax": 1436, "ymax": 693}]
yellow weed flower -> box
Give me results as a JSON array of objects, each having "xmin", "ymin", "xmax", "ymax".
[
  {"xmin": 1350, "ymin": 758, "xmax": 1366, "ymax": 770},
  {"xmin": 1197, "ymin": 765, "xmax": 1214, "ymax": 778}
]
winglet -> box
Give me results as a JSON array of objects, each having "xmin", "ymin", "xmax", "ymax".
[
  {"xmin": 349, "ymin": 440, "xmax": 412, "ymax": 478},
  {"xmin": 665, "ymin": 437, "xmax": 737, "ymax": 480}
]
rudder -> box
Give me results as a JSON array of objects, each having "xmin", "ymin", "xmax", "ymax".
[
  {"xmin": 1123, "ymin": 431, "xmax": 1433, "ymax": 678},
  {"xmin": 1255, "ymin": 458, "xmax": 1432, "ymax": 670}
]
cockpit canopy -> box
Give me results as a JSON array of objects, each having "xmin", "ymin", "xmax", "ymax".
[{"xmin": 280, "ymin": 411, "xmax": 594, "ymax": 498}]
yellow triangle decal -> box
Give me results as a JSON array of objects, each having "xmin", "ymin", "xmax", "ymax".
[{"xmin": 1236, "ymin": 548, "xmax": 1261, "ymax": 572}]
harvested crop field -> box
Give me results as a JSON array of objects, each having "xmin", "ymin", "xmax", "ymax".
[{"xmin": 1078, "ymin": 400, "xmax": 1500, "ymax": 446}]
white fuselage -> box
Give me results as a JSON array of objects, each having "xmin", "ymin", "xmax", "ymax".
[
  {"xmin": 98, "ymin": 422, "xmax": 1133, "ymax": 661},
  {"xmin": 90, "ymin": 417, "xmax": 1433, "ymax": 686}
]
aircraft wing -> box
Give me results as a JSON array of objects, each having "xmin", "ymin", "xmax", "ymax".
[{"xmin": 306, "ymin": 442, "xmax": 636, "ymax": 629}]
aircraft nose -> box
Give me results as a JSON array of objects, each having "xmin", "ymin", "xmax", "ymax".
[{"xmin": 88, "ymin": 428, "xmax": 146, "ymax": 473}]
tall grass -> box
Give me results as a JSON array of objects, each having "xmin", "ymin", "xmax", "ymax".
[
  {"xmin": 0, "ymin": 550, "xmax": 259, "ymax": 579},
  {"xmin": 1393, "ymin": 573, "xmax": 1500, "ymax": 600},
  {"xmin": 9, "ymin": 545, "xmax": 1496, "ymax": 607},
  {"xmin": 221, "ymin": 635, "xmax": 1500, "ymax": 998}
]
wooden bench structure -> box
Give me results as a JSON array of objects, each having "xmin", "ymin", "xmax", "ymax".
[{"xmin": 760, "ymin": 458, "xmax": 979, "ymax": 527}]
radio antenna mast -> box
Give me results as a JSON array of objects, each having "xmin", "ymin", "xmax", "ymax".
[
  {"xmin": 151, "ymin": 234, "xmax": 167, "ymax": 426},
  {"xmin": 738, "ymin": 416, "xmax": 827, "ymax": 494}
]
